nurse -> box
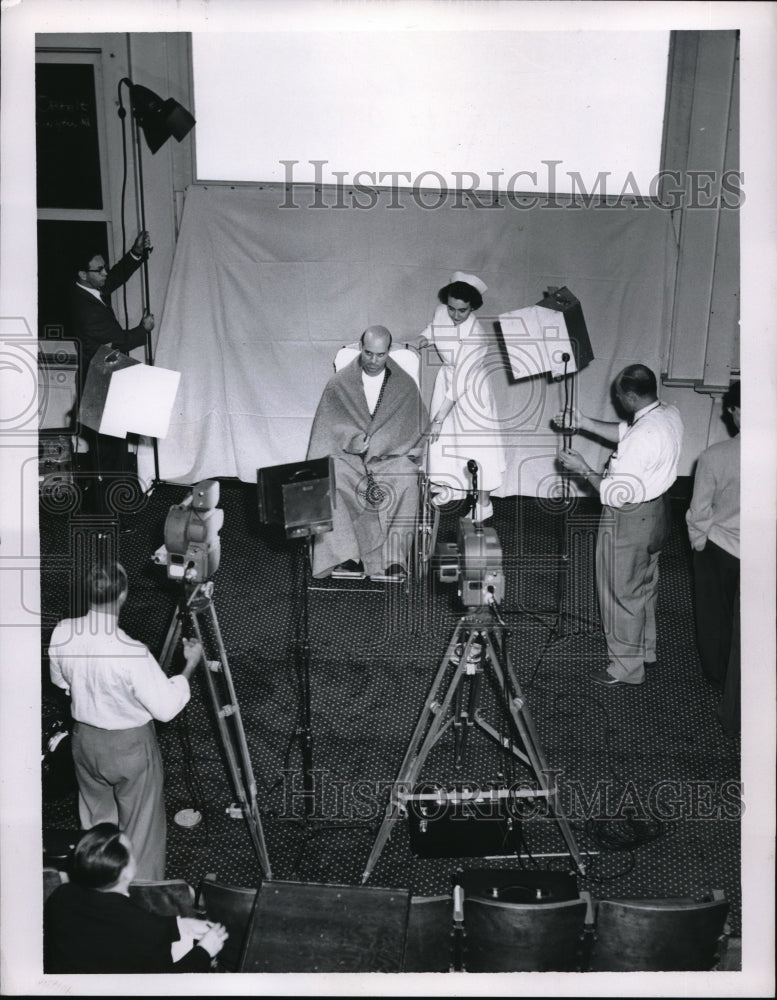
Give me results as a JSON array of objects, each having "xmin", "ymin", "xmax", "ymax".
[{"xmin": 419, "ymin": 271, "xmax": 505, "ymax": 522}]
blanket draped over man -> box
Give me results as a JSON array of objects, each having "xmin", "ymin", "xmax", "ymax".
[{"xmin": 307, "ymin": 355, "xmax": 428, "ymax": 578}]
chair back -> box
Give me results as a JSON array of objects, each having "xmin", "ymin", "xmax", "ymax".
[
  {"xmin": 240, "ymin": 880, "xmax": 409, "ymax": 973},
  {"xmin": 129, "ymin": 879, "xmax": 197, "ymax": 917},
  {"xmin": 43, "ymin": 867, "xmax": 65, "ymax": 905},
  {"xmin": 403, "ymin": 894, "xmax": 457, "ymax": 972},
  {"xmin": 198, "ymin": 875, "xmax": 260, "ymax": 973},
  {"xmin": 590, "ymin": 895, "xmax": 730, "ymax": 971},
  {"xmin": 463, "ymin": 895, "xmax": 589, "ymax": 972},
  {"xmin": 334, "ymin": 344, "xmax": 420, "ymax": 386}
]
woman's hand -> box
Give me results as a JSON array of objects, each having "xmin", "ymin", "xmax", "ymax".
[
  {"xmin": 426, "ymin": 418, "xmax": 444, "ymax": 444},
  {"xmin": 198, "ymin": 923, "xmax": 228, "ymax": 958},
  {"xmin": 178, "ymin": 917, "xmax": 229, "ymax": 958}
]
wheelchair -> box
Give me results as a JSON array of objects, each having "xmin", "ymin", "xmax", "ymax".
[{"xmin": 331, "ymin": 342, "xmax": 442, "ymax": 586}]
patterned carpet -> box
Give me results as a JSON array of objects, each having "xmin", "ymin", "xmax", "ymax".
[{"xmin": 40, "ymin": 478, "xmax": 742, "ymax": 943}]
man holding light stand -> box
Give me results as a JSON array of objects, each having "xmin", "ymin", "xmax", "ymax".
[
  {"xmin": 553, "ymin": 364, "xmax": 684, "ymax": 689},
  {"xmin": 71, "ymin": 230, "xmax": 155, "ymax": 520}
]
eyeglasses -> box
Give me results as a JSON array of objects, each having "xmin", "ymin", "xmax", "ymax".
[{"xmin": 87, "ymin": 265, "xmax": 108, "ymax": 273}]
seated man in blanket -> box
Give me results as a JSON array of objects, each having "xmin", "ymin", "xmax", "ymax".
[{"xmin": 307, "ymin": 325, "xmax": 428, "ymax": 580}]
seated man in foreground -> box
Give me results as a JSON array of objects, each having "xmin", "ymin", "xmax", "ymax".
[{"xmin": 307, "ymin": 325, "xmax": 428, "ymax": 579}]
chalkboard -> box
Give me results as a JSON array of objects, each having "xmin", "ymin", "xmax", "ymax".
[{"xmin": 36, "ymin": 62, "xmax": 103, "ymax": 210}]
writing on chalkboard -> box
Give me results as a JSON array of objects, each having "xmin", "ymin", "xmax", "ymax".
[
  {"xmin": 37, "ymin": 95, "xmax": 94, "ymax": 130},
  {"xmin": 35, "ymin": 61, "xmax": 103, "ymax": 210}
]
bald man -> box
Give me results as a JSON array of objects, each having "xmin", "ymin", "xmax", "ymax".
[
  {"xmin": 555, "ymin": 364, "xmax": 684, "ymax": 688},
  {"xmin": 307, "ymin": 326, "xmax": 428, "ymax": 579}
]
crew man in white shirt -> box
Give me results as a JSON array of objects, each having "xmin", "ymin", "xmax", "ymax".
[
  {"xmin": 49, "ymin": 561, "xmax": 202, "ymax": 879},
  {"xmin": 554, "ymin": 364, "xmax": 684, "ymax": 687}
]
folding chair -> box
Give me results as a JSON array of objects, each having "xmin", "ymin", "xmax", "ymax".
[
  {"xmin": 197, "ymin": 874, "xmax": 260, "ymax": 973},
  {"xmin": 402, "ymin": 893, "xmax": 461, "ymax": 973},
  {"xmin": 462, "ymin": 891, "xmax": 591, "ymax": 972},
  {"xmin": 588, "ymin": 892, "xmax": 730, "ymax": 971},
  {"xmin": 128, "ymin": 879, "xmax": 198, "ymax": 918}
]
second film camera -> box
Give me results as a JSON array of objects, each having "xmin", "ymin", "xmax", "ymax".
[
  {"xmin": 153, "ymin": 479, "xmax": 224, "ymax": 583},
  {"xmin": 436, "ymin": 517, "xmax": 505, "ymax": 608}
]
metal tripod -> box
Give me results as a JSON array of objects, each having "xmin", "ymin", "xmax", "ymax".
[
  {"xmin": 362, "ymin": 602, "xmax": 585, "ymax": 882},
  {"xmin": 159, "ymin": 579, "xmax": 272, "ymax": 879}
]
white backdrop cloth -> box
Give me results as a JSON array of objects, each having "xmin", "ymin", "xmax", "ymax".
[{"xmin": 140, "ymin": 184, "xmax": 676, "ymax": 497}]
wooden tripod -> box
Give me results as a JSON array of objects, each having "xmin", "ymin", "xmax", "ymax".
[{"xmin": 160, "ymin": 580, "xmax": 272, "ymax": 879}]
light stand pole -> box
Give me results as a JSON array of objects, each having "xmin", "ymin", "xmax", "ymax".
[
  {"xmin": 117, "ymin": 78, "xmax": 195, "ymax": 490},
  {"xmin": 294, "ymin": 534, "xmax": 316, "ymax": 817}
]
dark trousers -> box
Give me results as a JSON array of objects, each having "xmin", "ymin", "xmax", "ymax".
[
  {"xmin": 693, "ymin": 541, "xmax": 740, "ymax": 684},
  {"xmin": 78, "ymin": 424, "xmax": 135, "ymax": 518},
  {"xmin": 693, "ymin": 541, "xmax": 740, "ymax": 734}
]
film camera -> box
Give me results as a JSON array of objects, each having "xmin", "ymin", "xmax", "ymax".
[
  {"xmin": 153, "ymin": 479, "xmax": 224, "ymax": 583},
  {"xmin": 436, "ymin": 517, "xmax": 505, "ymax": 608}
]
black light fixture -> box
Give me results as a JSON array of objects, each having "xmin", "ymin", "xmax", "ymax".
[{"xmin": 127, "ymin": 83, "xmax": 196, "ymax": 154}]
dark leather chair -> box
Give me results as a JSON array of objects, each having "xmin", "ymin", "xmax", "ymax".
[
  {"xmin": 197, "ymin": 874, "xmax": 259, "ymax": 973},
  {"xmin": 589, "ymin": 892, "xmax": 730, "ymax": 971}
]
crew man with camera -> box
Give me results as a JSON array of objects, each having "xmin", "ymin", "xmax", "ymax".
[
  {"xmin": 49, "ymin": 561, "xmax": 201, "ymax": 879},
  {"xmin": 554, "ymin": 364, "xmax": 684, "ymax": 688}
]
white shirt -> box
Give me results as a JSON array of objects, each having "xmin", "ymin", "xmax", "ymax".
[
  {"xmin": 75, "ymin": 282, "xmax": 105, "ymax": 303},
  {"xmin": 686, "ymin": 434, "xmax": 740, "ymax": 557},
  {"xmin": 361, "ymin": 369, "xmax": 385, "ymax": 415},
  {"xmin": 600, "ymin": 401, "xmax": 684, "ymax": 508},
  {"xmin": 49, "ymin": 611, "xmax": 191, "ymax": 729}
]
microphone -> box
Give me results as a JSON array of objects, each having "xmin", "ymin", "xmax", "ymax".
[{"xmin": 467, "ymin": 459, "xmax": 479, "ymax": 491}]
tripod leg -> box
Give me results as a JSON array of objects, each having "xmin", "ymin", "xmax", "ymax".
[
  {"xmin": 454, "ymin": 664, "xmax": 481, "ymax": 771},
  {"xmin": 452, "ymin": 672, "xmax": 465, "ymax": 769},
  {"xmin": 362, "ymin": 622, "xmax": 468, "ymax": 883},
  {"xmin": 158, "ymin": 606, "xmax": 184, "ymax": 673},
  {"xmin": 191, "ymin": 599, "xmax": 273, "ymax": 880},
  {"xmin": 481, "ymin": 630, "xmax": 585, "ymax": 875}
]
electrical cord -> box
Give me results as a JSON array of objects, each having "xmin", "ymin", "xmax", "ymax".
[
  {"xmin": 584, "ymin": 815, "xmax": 664, "ymax": 852},
  {"xmin": 117, "ymin": 79, "xmax": 131, "ymax": 329}
]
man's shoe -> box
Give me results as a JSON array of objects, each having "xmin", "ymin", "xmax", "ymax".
[
  {"xmin": 589, "ymin": 668, "xmax": 643, "ymax": 688},
  {"xmin": 644, "ymin": 660, "xmax": 657, "ymax": 669},
  {"xmin": 332, "ymin": 559, "xmax": 365, "ymax": 577}
]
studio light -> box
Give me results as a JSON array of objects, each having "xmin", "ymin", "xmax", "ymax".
[{"xmin": 126, "ymin": 82, "xmax": 195, "ymax": 155}]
